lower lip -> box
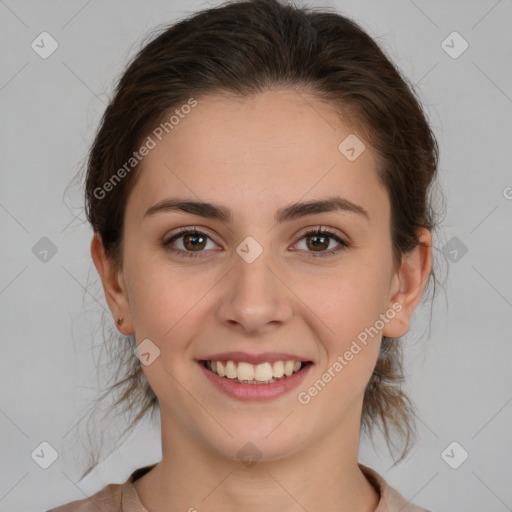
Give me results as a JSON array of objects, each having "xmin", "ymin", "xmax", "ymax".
[{"xmin": 197, "ymin": 361, "xmax": 312, "ymax": 402}]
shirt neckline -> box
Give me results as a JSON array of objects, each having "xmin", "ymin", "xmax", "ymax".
[{"xmin": 121, "ymin": 462, "xmax": 394, "ymax": 512}]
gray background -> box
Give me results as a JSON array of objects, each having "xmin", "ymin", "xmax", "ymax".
[{"xmin": 1, "ymin": 0, "xmax": 511, "ymax": 511}]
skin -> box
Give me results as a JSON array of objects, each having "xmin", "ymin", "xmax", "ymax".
[{"xmin": 91, "ymin": 88, "xmax": 432, "ymax": 512}]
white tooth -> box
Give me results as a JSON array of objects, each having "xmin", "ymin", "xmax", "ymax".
[
  {"xmin": 293, "ymin": 361, "xmax": 301, "ymax": 372},
  {"xmin": 284, "ymin": 360, "xmax": 294, "ymax": 376},
  {"xmin": 237, "ymin": 361, "xmax": 255, "ymax": 381},
  {"xmin": 225, "ymin": 360, "xmax": 237, "ymax": 379},
  {"xmin": 254, "ymin": 362, "xmax": 273, "ymax": 381},
  {"xmin": 216, "ymin": 361, "xmax": 225, "ymax": 377},
  {"xmin": 208, "ymin": 361, "xmax": 216, "ymax": 373},
  {"xmin": 272, "ymin": 361, "xmax": 285, "ymax": 378}
]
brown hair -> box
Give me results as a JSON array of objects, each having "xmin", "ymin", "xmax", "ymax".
[{"xmin": 77, "ymin": 0, "xmax": 444, "ymax": 479}]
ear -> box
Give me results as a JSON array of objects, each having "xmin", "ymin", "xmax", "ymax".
[
  {"xmin": 90, "ymin": 232, "xmax": 134, "ymax": 335},
  {"xmin": 382, "ymin": 228, "xmax": 432, "ymax": 339}
]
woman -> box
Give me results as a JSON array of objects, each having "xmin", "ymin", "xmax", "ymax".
[{"xmin": 48, "ymin": 0, "xmax": 440, "ymax": 510}]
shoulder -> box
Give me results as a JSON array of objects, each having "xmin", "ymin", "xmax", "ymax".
[
  {"xmin": 45, "ymin": 463, "xmax": 157, "ymax": 512},
  {"xmin": 46, "ymin": 482, "xmax": 124, "ymax": 512},
  {"xmin": 358, "ymin": 463, "xmax": 432, "ymax": 512}
]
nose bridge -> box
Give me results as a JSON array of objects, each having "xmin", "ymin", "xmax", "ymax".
[{"xmin": 217, "ymin": 239, "xmax": 293, "ymax": 332}]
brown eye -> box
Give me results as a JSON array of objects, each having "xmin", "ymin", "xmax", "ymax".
[
  {"xmin": 163, "ymin": 228, "xmax": 218, "ymax": 258},
  {"xmin": 294, "ymin": 227, "xmax": 350, "ymax": 257},
  {"xmin": 306, "ymin": 233, "xmax": 330, "ymax": 251},
  {"xmin": 182, "ymin": 232, "xmax": 207, "ymax": 251}
]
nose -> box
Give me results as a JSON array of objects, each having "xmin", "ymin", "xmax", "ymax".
[{"xmin": 216, "ymin": 244, "xmax": 294, "ymax": 335}]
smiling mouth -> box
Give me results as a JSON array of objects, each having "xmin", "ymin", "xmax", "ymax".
[{"xmin": 200, "ymin": 359, "xmax": 313, "ymax": 384}]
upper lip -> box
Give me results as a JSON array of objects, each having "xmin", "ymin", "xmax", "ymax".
[{"xmin": 198, "ymin": 352, "xmax": 312, "ymax": 365}]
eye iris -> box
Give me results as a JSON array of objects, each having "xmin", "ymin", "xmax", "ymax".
[
  {"xmin": 308, "ymin": 234, "xmax": 328, "ymax": 251},
  {"xmin": 184, "ymin": 233, "xmax": 206, "ymax": 251}
]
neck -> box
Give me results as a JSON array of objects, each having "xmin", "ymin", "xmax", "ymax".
[{"xmin": 134, "ymin": 404, "xmax": 379, "ymax": 512}]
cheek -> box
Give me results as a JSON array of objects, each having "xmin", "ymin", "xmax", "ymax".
[
  {"xmin": 303, "ymin": 280, "xmax": 384, "ymax": 407},
  {"xmin": 306, "ymin": 265, "xmax": 390, "ymax": 340},
  {"xmin": 125, "ymin": 254, "xmax": 222, "ymax": 363},
  {"xmin": 124, "ymin": 249, "xmax": 190, "ymax": 336},
  {"xmin": 298, "ymin": 260, "xmax": 390, "ymax": 395},
  {"xmin": 125, "ymin": 262, "xmax": 211, "ymax": 402},
  {"xmin": 130, "ymin": 272, "xmax": 205, "ymax": 339}
]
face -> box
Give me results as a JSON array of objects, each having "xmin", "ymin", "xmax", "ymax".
[{"xmin": 93, "ymin": 88, "xmax": 429, "ymax": 463}]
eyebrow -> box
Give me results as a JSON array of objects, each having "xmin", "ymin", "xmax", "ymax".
[{"xmin": 143, "ymin": 195, "xmax": 370, "ymax": 223}]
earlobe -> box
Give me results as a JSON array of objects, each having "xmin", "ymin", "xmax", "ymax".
[
  {"xmin": 90, "ymin": 233, "xmax": 135, "ymax": 335},
  {"xmin": 382, "ymin": 228, "xmax": 433, "ymax": 339}
]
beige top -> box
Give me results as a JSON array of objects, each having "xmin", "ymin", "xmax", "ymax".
[{"xmin": 47, "ymin": 462, "xmax": 431, "ymax": 512}]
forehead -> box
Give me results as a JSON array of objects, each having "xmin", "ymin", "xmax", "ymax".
[{"xmin": 127, "ymin": 88, "xmax": 389, "ymax": 226}]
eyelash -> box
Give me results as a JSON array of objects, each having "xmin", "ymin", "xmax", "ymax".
[{"xmin": 163, "ymin": 226, "xmax": 351, "ymax": 259}]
